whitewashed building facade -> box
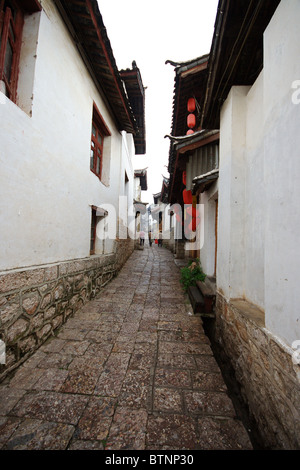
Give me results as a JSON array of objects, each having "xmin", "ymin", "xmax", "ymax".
[
  {"xmin": 0, "ymin": 0, "xmax": 145, "ymax": 378},
  {"xmin": 202, "ymin": 0, "xmax": 300, "ymax": 449}
]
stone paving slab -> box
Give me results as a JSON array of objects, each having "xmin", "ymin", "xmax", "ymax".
[{"xmin": 0, "ymin": 246, "xmax": 253, "ymax": 450}]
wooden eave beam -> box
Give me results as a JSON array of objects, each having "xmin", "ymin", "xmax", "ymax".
[
  {"xmin": 181, "ymin": 61, "xmax": 208, "ymax": 78},
  {"xmin": 54, "ymin": 0, "xmax": 136, "ymax": 134},
  {"xmin": 202, "ymin": 0, "xmax": 281, "ymax": 129},
  {"xmin": 178, "ymin": 132, "xmax": 219, "ymax": 154},
  {"xmin": 85, "ymin": 0, "xmax": 135, "ymax": 132}
]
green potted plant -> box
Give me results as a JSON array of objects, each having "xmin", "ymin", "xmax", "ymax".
[{"xmin": 180, "ymin": 258, "xmax": 206, "ymax": 292}]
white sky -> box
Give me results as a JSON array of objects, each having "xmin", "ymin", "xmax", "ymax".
[{"xmin": 97, "ymin": 0, "xmax": 219, "ymax": 203}]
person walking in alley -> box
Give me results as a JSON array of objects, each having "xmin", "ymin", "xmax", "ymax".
[
  {"xmin": 158, "ymin": 231, "xmax": 163, "ymax": 247},
  {"xmin": 139, "ymin": 230, "xmax": 145, "ymax": 246},
  {"xmin": 148, "ymin": 230, "xmax": 152, "ymax": 247}
]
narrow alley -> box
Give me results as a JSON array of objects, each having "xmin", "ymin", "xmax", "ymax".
[{"xmin": 0, "ymin": 245, "xmax": 252, "ymax": 451}]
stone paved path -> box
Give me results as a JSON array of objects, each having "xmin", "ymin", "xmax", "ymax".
[{"xmin": 0, "ymin": 246, "xmax": 252, "ymax": 450}]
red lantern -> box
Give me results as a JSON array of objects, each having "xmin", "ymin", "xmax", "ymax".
[
  {"xmin": 187, "ymin": 98, "xmax": 196, "ymax": 113},
  {"xmin": 183, "ymin": 189, "xmax": 193, "ymax": 205},
  {"xmin": 186, "ymin": 129, "xmax": 194, "ymax": 135},
  {"xmin": 182, "ymin": 171, "xmax": 186, "ymax": 186},
  {"xmin": 187, "ymin": 113, "xmax": 196, "ymax": 129}
]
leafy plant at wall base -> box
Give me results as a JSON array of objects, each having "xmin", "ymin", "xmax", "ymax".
[{"xmin": 180, "ymin": 259, "xmax": 206, "ymax": 292}]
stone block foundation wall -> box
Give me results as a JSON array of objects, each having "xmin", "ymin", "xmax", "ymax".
[
  {"xmin": 213, "ymin": 293, "xmax": 300, "ymax": 449},
  {"xmin": 174, "ymin": 240, "xmax": 186, "ymax": 259},
  {"xmin": 162, "ymin": 229, "xmax": 175, "ymax": 253},
  {"xmin": 0, "ymin": 239, "xmax": 134, "ymax": 382},
  {"xmin": 115, "ymin": 237, "xmax": 135, "ymax": 271}
]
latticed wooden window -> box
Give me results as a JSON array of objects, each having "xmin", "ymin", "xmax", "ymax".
[
  {"xmin": 0, "ymin": 0, "xmax": 24, "ymax": 102},
  {"xmin": 90, "ymin": 120, "xmax": 104, "ymax": 179},
  {"xmin": 90, "ymin": 103, "xmax": 111, "ymax": 181}
]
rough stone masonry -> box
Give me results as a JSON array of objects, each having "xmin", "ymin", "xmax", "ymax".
[{"xmin": 0, "ymin": 238, "xmax": 134, "ymax": 381}]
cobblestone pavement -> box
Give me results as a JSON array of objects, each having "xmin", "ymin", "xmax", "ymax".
[{"xmin": 0, "ymin": 246, "xmax": 252, "ymax": 450}]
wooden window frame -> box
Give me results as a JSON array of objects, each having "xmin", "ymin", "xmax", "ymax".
[
  {"xmin": 90, "ymin": 205, "xmax": 108, "ymax": 255},
  {"xmin": 90, "ymin": 103, "xmax": 111, "ymax": 182},
  {"xmin": 90, "ymin": 119, "xmax": 104, "ymax": 180},
  {"xmin": 90, "ymin": 206, "xmax": 97, "ymax": 255},
  {"xmin": 0, "ymin": 0, "xmax": 24, "ymax": 102}
]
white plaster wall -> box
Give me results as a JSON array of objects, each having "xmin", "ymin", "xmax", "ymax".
[
  {"xmin": 217, "ymin": 0, "xmax": 300, "ymax": 345},
  {"xmin": 199, "ymin": 182, "xmax": 218, "ymax": 277},
  {"xmin": 17, "ymin": 11, "xmax": 41, "ymax": 116},
  {"xmin": 217, "ymin": 97, "xmax": 233, "ymax": 298},
  {"xmin": 0, "ymin": 0, "xmax": 135, "ymax": 271},
  {"xmin": 217, "ymin": 86, "xmax": 249, "ymax": 299},
  {"xmin": 263, "ymin": 0, "xmax": 300, "ymax": 344},
  {"xmin": 217, "ymin": 81, "xmax": 266, "ymax": 307},
  {"xmin": 134, "ymin": 178, "xmax": 142, "ymax": 202},
  {"xmin": 244, "ymin": 73, "xmax": 265, "ymax": 309},
  {"xmin": 119, "ymin": 131, "xmax": 135, "ymax": 240}
]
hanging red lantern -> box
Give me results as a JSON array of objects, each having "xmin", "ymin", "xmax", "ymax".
[
  {"xmin": 182, "ymin": 171, "xmax": 186, "ymax": 186},
  {"xmin": 183, "ymin": 189, "xmax": 193, "ymax": 205},
  {"xmin": 187, "ymin": 98, "xmax": 196, "ymax": 113},
  {"xmin": 187, "ymin": 113, "xmax": 196, "ymax": 129}
]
